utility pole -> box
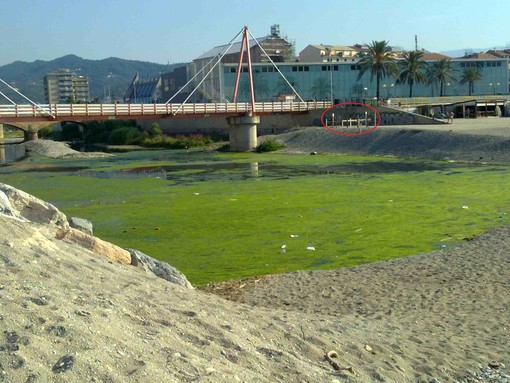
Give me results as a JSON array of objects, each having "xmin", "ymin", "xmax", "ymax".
[{"xmin": 415, "ymin": 35, "xmax": 418, "ymax": 51}]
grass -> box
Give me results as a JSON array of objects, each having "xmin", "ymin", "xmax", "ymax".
[{"xmin": 2, "ymin": 151, "xmax": 510, "ymax": 286}]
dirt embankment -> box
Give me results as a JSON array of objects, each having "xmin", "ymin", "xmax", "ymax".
[{"xmin": 272, "ymin": 125, "xmax": 510, "ymax": 164}]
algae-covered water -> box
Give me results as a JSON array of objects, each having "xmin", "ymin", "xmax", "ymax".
[{"xmin": 2, "ymin": 150, "xmax": 510, "ymax": 286}]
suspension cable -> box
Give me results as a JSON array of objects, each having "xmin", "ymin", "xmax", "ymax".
[
  {"xmin": 165, "ymin": 27, "xmax": 244, "ymax": 106},
  {"xmin": 247, "ymin": 29, "xmax": 306, "ymax": 103},
  {"xmin": 0, "ymin": 78, "xmax": 55, "ymax": 118}
]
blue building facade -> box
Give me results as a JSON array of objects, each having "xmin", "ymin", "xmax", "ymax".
[{"xmin": 220, "ymin": 58, "xmax": 509, "ymax": 103}]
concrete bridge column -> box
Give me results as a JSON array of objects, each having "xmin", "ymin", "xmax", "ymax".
[
  {"xmin": 227, "ymin": 114, "xmax": 260, "ymax": 152},
  {"xmin": 24, "ymin": 125, "xmax": 38, "ymax": 141}
]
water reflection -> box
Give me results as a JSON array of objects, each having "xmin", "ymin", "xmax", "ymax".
[{"xmin": 74, "ymin": 160, "xmax": 452, "ymax": 185}]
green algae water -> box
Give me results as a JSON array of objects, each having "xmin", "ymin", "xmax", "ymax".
[{"xmin": 2, "ymin": 150, "xmax": 510, "ymax": 286}]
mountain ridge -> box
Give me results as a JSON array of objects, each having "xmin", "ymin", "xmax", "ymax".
[{"xmin": 0, "ymin": 55, "xmax": 185, "ymax": 103}]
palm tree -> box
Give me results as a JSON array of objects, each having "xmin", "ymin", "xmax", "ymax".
[
  {"xmin": 357, "ymin": 40, "xmax": 399, "ymax": 100},
  {"xmin": 398, "ymin": 51, "xmax": 428, "ymax": 98},
  {"xmin": 459, "ymin": 68, "xmax": 483, "ymax": 96},
  {"xmin": 428, "ymin": 59, "xmax": 457, "ymax": 97}
]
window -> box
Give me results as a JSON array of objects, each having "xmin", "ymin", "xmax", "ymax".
[
  {"xmin": 497, "ymin": 62, "xmax": 502, "ymax": 67},
  {"xmin": 333, "ymin": 65, "xmax": 339, "ymax": 71},
  {"xmin": 292, "ymin": 66, "xmax": 298, "ymax": 72},
  {"xmin": 351, "ymin": 65, "xmax": 361, "ymax": 70},
  {"xmin": 230, "ymin": 68, "xmax": 236, "ymax": 73},
  {"xmin": 322, "ymin": 65, "xmax": 330, "ymax": 71}
]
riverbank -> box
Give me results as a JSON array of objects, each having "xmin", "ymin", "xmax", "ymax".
[{"xmin": 271, "ymin": 118, "xmax": 510, "ymax": 164}]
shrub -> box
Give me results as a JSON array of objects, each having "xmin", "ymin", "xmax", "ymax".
[{"xmin": 256, "ymin": 138, "xmax": 286, "ymax": 153}]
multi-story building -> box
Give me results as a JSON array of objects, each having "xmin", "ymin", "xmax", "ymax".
[{"xmin": 43, "ymin": 69, "xmax": 90, "ymax": 103}]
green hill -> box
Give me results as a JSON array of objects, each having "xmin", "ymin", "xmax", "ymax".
[{"xmin": 0, "ymin": 54, "xmax": 185, "ymax": 103}]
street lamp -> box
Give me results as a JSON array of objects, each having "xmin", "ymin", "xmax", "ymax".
[{"xmin": 489, "ymin": 82, "xmax": 500, "ymax": 95}]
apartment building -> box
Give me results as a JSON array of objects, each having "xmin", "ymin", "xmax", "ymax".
[{"xmin": 43, "ymin": 69, "xmax": 90, "ymax": 103}]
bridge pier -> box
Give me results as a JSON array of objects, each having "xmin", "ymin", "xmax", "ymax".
[
  {"xmin": 24, "ymin": 126, "xmax": 38, "ymax": 141},
  {"xmin": 226, "ymin": 114, "xmax": 260, "ymax": 152}
]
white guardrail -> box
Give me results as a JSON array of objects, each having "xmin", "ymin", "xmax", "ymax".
[{"xmin": 0, "ymin": 101, "xmax": 331, "ymax": 119}]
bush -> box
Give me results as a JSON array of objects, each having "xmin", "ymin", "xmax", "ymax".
[
  {"xmin": 108, "ymin": 126, "xmax": 142, "ymax": 145},
  {"xmin": 38, "ymin": 126, "xmax": 53, "ymax": 139},
  {"xmin": 256, "ymin": 138, "xmax": 286, "ymax": 153}
]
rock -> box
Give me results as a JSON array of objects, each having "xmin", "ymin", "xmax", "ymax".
[
  {"xmin": 52, "ymin": 355, "xmax": 74, "ymax": 373},
  {"xmin": 0, "ymin": 190, "xmax": 14, "ymax": 217},
  {"xmin": 56, "ymin": 227, "xmax": 131, "ymax": 265},
  {"xmin": 128, "ymin": 249, "xmax": 193, "ymax": 289},
  {"xmin": 69, "ymin": 217, "xmax": 94, "ymax": 235},
  {"xmin": 0, "ymin": 184, "xmax": 67, "ymax": 225}
]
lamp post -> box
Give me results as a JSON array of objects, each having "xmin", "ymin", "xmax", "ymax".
[{"xmin": 489, "ymin": 82, "xmax": 500, "ymax": 95}]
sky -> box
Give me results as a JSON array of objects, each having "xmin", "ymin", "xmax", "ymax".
[{"xmin": 1, "ymin": 0, "xmax": 509, "ymax": 67}]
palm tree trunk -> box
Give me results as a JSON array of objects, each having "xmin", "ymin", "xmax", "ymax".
[
  {"xmin": 440, "ymin": 80, "xmax": 444, "ymax": 97},
  {"xmin": 409, "ymin": 79, "xmax": 414, "ymax": 98},
  {"xmin": 376, "ymin": 72, "xmax": 381, "ymax": 100}
]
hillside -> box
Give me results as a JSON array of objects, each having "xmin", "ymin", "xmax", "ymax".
[{"xmin": 0, "ymin": 55, "xmax": 185, "ymax": 103}]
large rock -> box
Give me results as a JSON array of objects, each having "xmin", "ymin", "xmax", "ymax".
[
  {"xmin": 0, "ymin": 189, "xmax": 15, "ymax": 217},
  {"xmin": 69, "ymin": 216, "xmax": 94, "ymax": 235},
  {"xmin": 56, "ymin": 227, "xmax": 131, "ymax": 265},
  {"xmin": 128, "ymin": 249, "xmax": 193, "ymax": 289},
  {"xmin": 0, "ymin": 183, "xmax": 67, "ymax": 225}
]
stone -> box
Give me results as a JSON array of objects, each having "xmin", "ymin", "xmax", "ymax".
[
  {"xmin": 0, "ymin": 190, "xmax": 14, "ymax": 217},
  {"xmin": 52, "ymin": 355, "xmax": 74, "ymax": 373},
  {"xmin": 56, "ymin": 227, "xmax": 131, "ymax": 265},
  {"xmin": 69, "ymin": 217, "xmax": 94, "ymax": 235},
  {"xmin": 0, "ymin": 184, "xmax": 67, "ymax": 225},
  {"xmin": 128, "ymin": 249, "xmax": 193, "ymax": 289}
]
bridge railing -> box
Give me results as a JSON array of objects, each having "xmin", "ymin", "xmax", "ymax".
[{"xmin": 0, "ymin": 101, "xmax": 331, "ymax": 120}]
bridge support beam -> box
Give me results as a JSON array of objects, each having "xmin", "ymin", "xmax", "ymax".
[{"xmin": 227, "ymin": 114, "xmax": 260, "ymax": 151}]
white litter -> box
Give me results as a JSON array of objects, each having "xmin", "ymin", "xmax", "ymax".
[
  {"xmin": 193, "ymin": 193, "xmax": 200, "ymax": 195},
  {"xmin": 306, "ymin": 246, "xmax": 316, "ymax": 251},
  {"xmin": 281, "ymin": 245, "xmax": 286, "ymax": 249},
  {"xmin": 290, "ymin": 234, "xmax": 299, "ymax": 238},
  {"xmin": 462, "ymin": 205, "xmax": 469, "ymax": 209},
  {"xmin": 355, "ymin": 228, "xmax": 362, "ymax": 232}
]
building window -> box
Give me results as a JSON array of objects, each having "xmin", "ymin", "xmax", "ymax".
[
  {"xmin": 333, "ymin": 65, "xmax": 339, "ymax": 71},
  {"xmin": 292, "ymin": 66, "xmax": 297, "ymax": 72},
  {"xmin": 230, "ymin": 68, "xmax": 236, "ymax": 73}
]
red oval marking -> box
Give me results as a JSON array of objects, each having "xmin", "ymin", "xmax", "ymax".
[{"xmin": 320, "ymin": 102, "xmax": 381, "ymax": 137}]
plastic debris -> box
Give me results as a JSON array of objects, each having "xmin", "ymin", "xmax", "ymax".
[
  {"xmin": 306, "ymin": 246, "xmax": 316, "ymax": 251},
  {"xmin": 193, "ymin": 193, "xmax": 200, "ymax": 195},
  {"xmin": 281, "ymin": 245, "xmax": 286, "ymax": 249},
  {"xmin": 462, "ymin": 205, "xmax": 469, "ymax": 209},
  {"xmin": 355, "ymin": 228, "xmax": 362, "ymax": 232},
  {"xmin": 290, "ymin": 234, "xmax": 299, "ymax": 238}
]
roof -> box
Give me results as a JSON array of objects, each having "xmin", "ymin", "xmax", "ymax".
[
  {"xmin": 486, "ymin": 49, "xmax": 510, "ymax": 58},
  {"xmin": 195, "ymin": 36, "xmax": 269, "ymax": 60},
  {"xmin": 421, "ymin": 52, "xmax": 451, "ymax": 60},
  {"xmin": 460, "ymin": 52, "xmax": 499, "ymax": 59},
  {"xmin": 307, "ymin": 44, "xmax": 360, "ymax": 51}
]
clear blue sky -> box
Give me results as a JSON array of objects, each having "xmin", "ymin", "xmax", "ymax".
[{"xmin": 1, "ymin": 0, "xmax": 509, "ymax": 66}]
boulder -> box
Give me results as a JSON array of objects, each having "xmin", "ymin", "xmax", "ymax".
[
  {"xmin": 0, "ymin": 190, "xmax": 15, "ymax": 217},
  {"xmin": 56, "ymin": 227, "xmax": 131, "ymax": 265},
  {"xmin": 0, "ymin": 183, "xmax": 67, "ymax": 225},
  {"xmin": 69, "ymin": 217, "xmax": 94, "ymax": 235},
  {"xmin": 128, "ymin": 249, "xmax": 193, "ymax": 289}
]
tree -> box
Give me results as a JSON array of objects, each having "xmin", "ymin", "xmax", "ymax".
[
  {"xmin": 427, "ymin": 58, "xmax": 457, "ymax": 97},
  {"xmin": 459, "ymin": 68, "xmax": 483, "ymax": 96},
  {"xmin": 357, "ymin": 41, "xmax": 399, "ymax": 100},
  {"xmin": 398, "ymin": 51, "xmax": 428, "ymax": 98}
]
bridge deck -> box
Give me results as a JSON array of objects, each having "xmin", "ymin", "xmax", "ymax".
[{"xmin": 0, "ymin": 102, "xmax": 330, "ymax": 123}]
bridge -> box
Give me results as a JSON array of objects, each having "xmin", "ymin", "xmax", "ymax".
[
  {"xmin": 0, "ymin": 100, "xmax": 329, "ymax": 150},
  {"xmin": 0, "ymin": 26, "xmax": 333, "ymax": 151}
]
